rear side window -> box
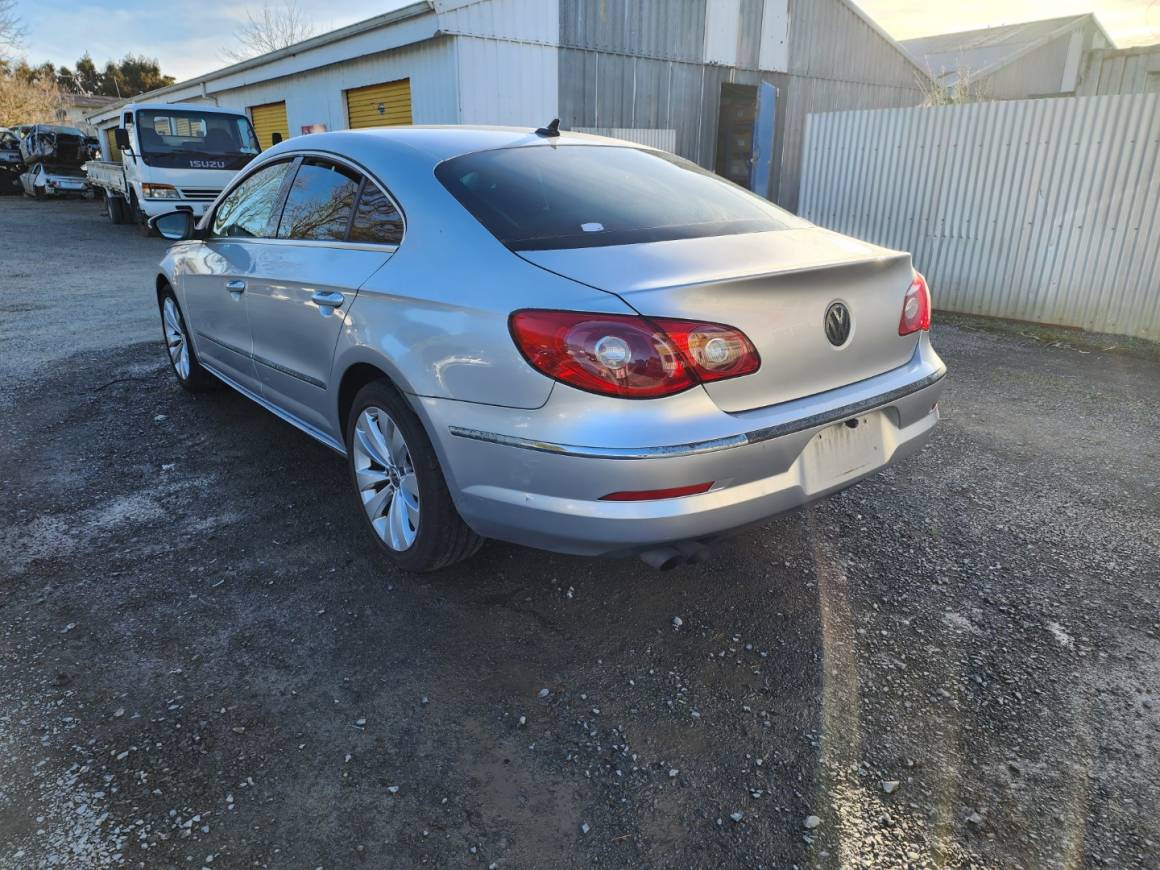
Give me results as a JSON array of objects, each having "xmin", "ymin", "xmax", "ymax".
[
  {"xmin": 212, "ymin": 160, "xmax": 292, "ymax": 238},
  {"xmin": 349, "ymin": 184, "xmax": 403, "ymax": 245},
  {"xmin": 276, "ymin": 159, "xmax": 359, "ymax": 241},
  {"xmin": 435, "ymin": 144, "xmax": 808, "ymax": 251}
]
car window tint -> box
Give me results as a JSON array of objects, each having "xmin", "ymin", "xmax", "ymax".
[
  {"xmin": 276, "ymin": 159, "xmax": 359, "ymax": 241},
  {"xmin": 212, "ymin": 160, "xmax": 292, "ymax": 238},
  {"xmin": 435, "ymin": 145, "xmax": 810, "ymax": 251},
  {"xmin": 349, "ymin": 183, "xmax": 403, "ymax": 245}
]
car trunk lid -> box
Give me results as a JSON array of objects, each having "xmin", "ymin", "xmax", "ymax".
[{"xmin": 518, "ymin": 227, "xmax": 920, "ymax": 413}]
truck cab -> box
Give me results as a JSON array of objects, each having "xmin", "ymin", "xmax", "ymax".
[{"xmin": 93, "ymin": 102, "xmax": 261, "ymax": 222}]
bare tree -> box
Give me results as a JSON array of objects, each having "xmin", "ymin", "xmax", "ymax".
[
  {"xmin": 918, "ymin": 64, "xmax": 989, "ymax": 107},
  {"xmin": 0, "ymin": 71, "xmax": 63, "ymax": 127},
  {"xmin": 0, "ymin": 0, "xmax": 27, "ymax": 62},
  {"xmin": 221, "ymin": 0, "xmax": 317, "ymax": 63}
]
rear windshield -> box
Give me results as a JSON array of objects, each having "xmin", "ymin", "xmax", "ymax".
[{"xmin": 435, "ymin": 144, "xmax": 807, "ymax": 251}]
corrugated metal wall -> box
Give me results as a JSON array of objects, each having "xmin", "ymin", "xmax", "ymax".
[
  {"xmin": 978, "ymin": 32, "xmax": 1074, "ymax": 100},
  {"xmin": 799, "ymin": 94, "xmax": 1160, "ymax": 340},
  {"xmin": 556, "ymin": 0, "xmax": 926, "ymax": 208},
  {"xmin": 572, "ymin": 126, "xmax": 677, "ymax": 149},
  {"xmin": 1078, "ymin": 47, "xmax": 1160, "ymax": 96},
  {"xmin": 456, "ymin": 36, "xmax": 559, "ymax": 125}
]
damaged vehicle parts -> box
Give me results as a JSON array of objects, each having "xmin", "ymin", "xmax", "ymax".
[{"xmin": 17, "ymin": 125, "xmax": 91, "ymax": 199}]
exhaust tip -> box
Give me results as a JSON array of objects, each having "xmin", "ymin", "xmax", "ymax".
[
  {"xmin": 639, "ymin": 542, "xmax": 710, "ymax": 571},
  {"xmin": 640, "ymin": 547, "xmax": 684, "ymax": 571}
]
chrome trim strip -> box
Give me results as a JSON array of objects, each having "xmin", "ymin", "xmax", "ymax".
[
  {"xmin": 252, "ymin": 353, "xmax": 327, "ymax": 389},
  {"xmin": 201, "ymin": 361, "xmax": 347, "ymax": 456},
  {"xmin": 448, "ymin": 368, "xmax": 946, "ymax": 461},
  {"xmin": 197, "ymin": 331, "xmax": 326, "ymax": 388},
  {"xmin": 196, "ymin": 330, "xmax": 250, "ymax": 360}
]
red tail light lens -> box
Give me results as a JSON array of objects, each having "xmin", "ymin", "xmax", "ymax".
[
  {"xmin": 600, "ymin": 482, "xmax": 714, "ymax": 501},
  {"xmin": 899, "ymin": 272, "xmax": 932, "ymax": 335},
  {"xmin": 509, "ymin": 310, "xmax": 759, "ymax": 398}
]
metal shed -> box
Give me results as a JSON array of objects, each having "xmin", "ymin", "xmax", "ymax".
[
  {"xmin": 89, "ymin": 0, "xmax": 929, "ymax": 210},
  {"xmin": 901, "ymin": 14, "xmax": 1113, "ymax": 100}
]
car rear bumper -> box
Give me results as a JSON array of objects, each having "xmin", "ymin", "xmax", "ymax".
[{"xmin": 417, "ymin": 337, "xmax": 946, "ymax": 556}]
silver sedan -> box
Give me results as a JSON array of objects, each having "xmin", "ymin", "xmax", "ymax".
[{"xmin": 151, "ymin": 125, "xmax": 945, "ymax": 571}]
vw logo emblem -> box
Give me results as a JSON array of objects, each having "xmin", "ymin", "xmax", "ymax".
[{"xmin": 824, "ymin": 302, "xmax": 852, "ymax": 347}]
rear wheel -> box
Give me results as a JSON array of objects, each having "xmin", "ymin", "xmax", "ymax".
[
  {"xmin": 159, "ymin": 288, "xmax": 216, "ymax": 392},
  {"xmin": 346, "ymin": 381, "xmax": 484, "ymax": 573}
]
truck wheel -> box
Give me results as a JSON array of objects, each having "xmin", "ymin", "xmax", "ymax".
[
  {"xmin": 106, "ymin": 193, "xmax": 128, "ymax": 225},
  {"xmin": 129, "ymin": 191, "xmax": 157, "ymax": 236}
]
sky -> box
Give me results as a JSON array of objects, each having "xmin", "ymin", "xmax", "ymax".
[{"xmin": 12, "ymin": 0, "xmax": 1160, "ymax": 82}]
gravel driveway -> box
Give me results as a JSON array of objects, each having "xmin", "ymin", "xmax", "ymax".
[{"xmin": 1, "ymin": 197, "xmax": 1158, "ymax": 869}]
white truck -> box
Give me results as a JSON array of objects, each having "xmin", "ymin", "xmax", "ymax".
[{"xmin": 86, "ymin": 102, "xmax": 263, "ymax": 229}]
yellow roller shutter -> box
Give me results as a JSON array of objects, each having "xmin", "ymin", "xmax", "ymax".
[
  {"xmin": 104, "ymin": 127, "xmax": 121, "ymax": 161},
  {"xmin": 345, "ymin": 79, "xmax": 412, "ymax": 130},
  {"xmin": 250, "ymin": 101, "xmax": 289, "ymax": 150}
]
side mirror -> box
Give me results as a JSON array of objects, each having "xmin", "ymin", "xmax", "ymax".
[
  {"xmin": 114, "ymin": 127, "xmax": 131, "ymax": 151},
  {"xmin": 150, "ymin": 211, "xmax": 198, "ymax": 241},
  {"xmin": 270, "ymin": 132, "xmax": 283, "ymax": 146}
]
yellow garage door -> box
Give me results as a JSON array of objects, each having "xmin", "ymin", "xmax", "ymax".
[
  {"xmin": 345, "ymin": 79, "xmax": 412, "ymax": 130},
  {"xmin": 250, "ymin": 101, "xmax": 289, "ymax": 150},
  {"xmin": 104, "ymin": 127, "xmax": 121, "ymax": 161}
]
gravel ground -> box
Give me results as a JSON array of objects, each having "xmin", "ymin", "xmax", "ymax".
[{"xmin": 1, "ymin": 197, "xmax": 1158, "ymax": 869}]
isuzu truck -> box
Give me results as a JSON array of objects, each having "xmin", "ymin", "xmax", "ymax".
[{"xmin": 86, "ymin": 102, "xmax": 261, "ymax": 229}]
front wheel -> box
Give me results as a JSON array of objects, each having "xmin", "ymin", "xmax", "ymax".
[
  {"xmin": 106, "ymin": 192, "xmax": 129, "ymax": 224},
  {"xmin": 346, "ymin": 381, "xmax": 484, "ymax": 573},
  {"xmin": 159, "ymin": 289, "xmax": 216, "ymax": 392}
]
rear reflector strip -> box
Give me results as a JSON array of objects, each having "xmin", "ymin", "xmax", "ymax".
[{"xmin": 600, "ymin": 482, "xmax": 714, "ymax": 501}]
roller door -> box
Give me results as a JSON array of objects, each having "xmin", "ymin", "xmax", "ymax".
[
  {"xmin": 249, "ymin": 101, "xmax": 289, "ymax": 150},
  {"xmin": 345, "ymin": 79, "xmax": 412, "ymax": 130}
]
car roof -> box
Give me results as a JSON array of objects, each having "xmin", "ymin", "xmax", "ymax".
[
  {"xmin": 267, "ymin": 125, "xmax": 650, "ymax": 165},
  {"xmin": 29, "ymin": 124, "xmax": 86, "ymax": 136}
]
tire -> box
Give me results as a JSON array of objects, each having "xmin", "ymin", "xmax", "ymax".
[
  {"xmin": 130, "ymin": 191, "xmax": 157, "ymax": 236},
  {"xmin": 158, "ymin": 287, "xmax": 216, "ymax": 392},
  {"xmin": 106, "ymin": 193, "xmax": 128, "ymax": 224},
  {"xmin": 345, "ymin": 380, "xmax": 484, "ymax": 573}
]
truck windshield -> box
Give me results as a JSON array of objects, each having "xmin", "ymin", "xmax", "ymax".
[{"xmin": 135, "ymin": 110, "xmax": 260, "ymax": 171}]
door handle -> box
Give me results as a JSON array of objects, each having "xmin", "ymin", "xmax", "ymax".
[
  {"xmin": 226, "ymin": 280, "xmax": 246, "ymax": 292},
  {"xmin": 311, "ymin": 290, "xmax": 345, "ymax": 308}
]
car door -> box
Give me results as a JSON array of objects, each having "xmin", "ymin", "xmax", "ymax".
[
  {"xmin": 182, "ymin": 158, "xmax": 295, "ymax": 394},
  {"xmin": 245, "ymin": 156, "xmax": 399, "ymax": 435}
]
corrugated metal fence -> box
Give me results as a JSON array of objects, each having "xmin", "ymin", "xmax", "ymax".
[{"xmin": 799, "ymin": 93, "xmax": 1160, "ymax": 340}]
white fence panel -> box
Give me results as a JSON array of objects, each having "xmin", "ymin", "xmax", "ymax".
[{"xmin": 799, "ymin": 93, "xmax": 1160, "ymax": 341}]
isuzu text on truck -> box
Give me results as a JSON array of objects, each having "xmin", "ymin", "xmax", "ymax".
[{"xmin": 86, "ymin": 103, "xmax": 262, "ymax": 230}]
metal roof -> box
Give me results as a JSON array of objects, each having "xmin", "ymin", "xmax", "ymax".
[
  {"xmin": 88, "ymin": 1, "xmax": 434, "ymax": 122},
  {"xmin": 901, "ymin": 14, "xmax": 1108, "ymax": 85}
]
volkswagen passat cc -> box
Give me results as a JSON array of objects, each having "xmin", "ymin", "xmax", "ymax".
[{"xmin": 151, "ymin": 126, "xmax": 945, "ymax": 572}]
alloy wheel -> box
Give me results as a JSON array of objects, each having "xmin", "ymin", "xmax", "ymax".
[
  {"xmin": 162, "ymin": 297, "xmax": 190, "ymax": 380},
  {"xmin": 352, "ymin": 406, "xmax": 420, "ymax": 551}
]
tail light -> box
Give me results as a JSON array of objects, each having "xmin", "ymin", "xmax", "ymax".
[
  {"xmin": 899, "ymin": 272, "xmax": 931, "ymax": 335},
  {"xmin": 509, "ymin": 310, "xmax": 760, "ymax": 399}
]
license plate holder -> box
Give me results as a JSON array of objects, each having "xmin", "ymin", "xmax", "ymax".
[{"xmin": 799, "ymin": 412, "xmax": 885, "ymax": 492}]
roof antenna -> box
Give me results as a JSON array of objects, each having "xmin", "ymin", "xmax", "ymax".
[{"xmin": 535, "ymin": 118, "xmax": 560, "ymax": 138}]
